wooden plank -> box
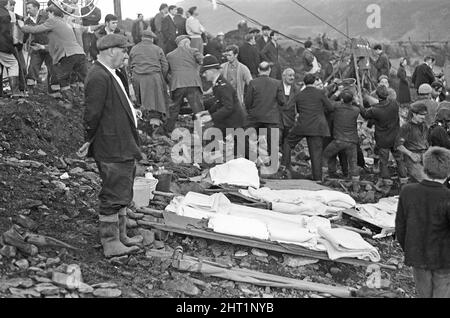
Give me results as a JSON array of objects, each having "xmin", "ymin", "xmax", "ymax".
[
  {"xmin": 342, "ymin": 209, "xmax": 394, "ymax": 231},
  {"xmin": 261, "ymin": 179, "xmax": 332, "ymax": 191},
  {"xmin": 141, "ymin": 214, "xmax": 396, "ymax": 270}
]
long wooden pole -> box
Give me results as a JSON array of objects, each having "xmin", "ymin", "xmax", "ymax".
[{"xmin": 113, "ymin": 0, "xmax": 122, "ymax": 20}]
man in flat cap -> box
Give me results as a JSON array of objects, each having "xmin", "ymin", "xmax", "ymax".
[
  {"xmin": 80, "ymin": 34, "xmax": 143, "ymax": 258},
  {"xmin": 129, "ymin": 29, "xmax": 169, "ymax": 135},
  {"xmin": 256, "ymin": 25, "xmax": 270, "ymax": 52},
  {"xmin": 396, "ymin": 102, "xmax": 430, "ymax": 182},
  {"xmin": 165, "ymin": 34, "xmax": 204, "ymax": 133}
]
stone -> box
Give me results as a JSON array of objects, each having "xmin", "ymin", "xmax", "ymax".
[
  {"xmin": 0, "ymin": 278, "xmax": 34, "ymax": 292},
  {"xmin": 325, "ymin": 273, "xmax": 333, "ymax": 279},
  {"xmin": 37, "ymin": 149, "xmax": 47, "ymax": 156},
  {"xmin": 365, "ymin": 184, "xmax": 373, "ymax": 191},
  {"xmin": 127, "ymin": 257, "xmax": 138, "ymax": 267},
  {"xmin": 251, "ymin": 248, "xmax": 268, "ymax": 257},
  {"xmin": 163, "ymin": 279, "xmax": 200, "ymax": 296},
  {"xmin": 365, "ymin": 191, "xmax": 375, "ymax": 202},
  {"xmin": 78, "ymin": 283, "xmax": 94, "ymax": 294},
  {"xmin": 210, "ymin": 243, "xmax": 224, "ymax": 257},
  {"xmin": 220, "ymin": 281, "xmax": 235, "ymax": 289},
  {"xmin": 126, "ymin": 219, "xmax": 138, "ymax": 228},
  {"xmin": 91, "ymin": 282, "xmax": 118, "ymax": 289},
  {"xmin": 93, "ymin": 288, "xmax": 122, "ymax": 298},
  {"xmin": 138, "ymin": 229, "xmax": 155, "ymax": 246},
  {"xmin": 330, "ymin": 267, "xmax": 342, "ymax": 275},
  {"xmin": 15, "ymin": 259, "xmax": 30, "ymax": 270},
  {"xmin": 234, "ymin": 250, "xmax": 248, "ymax": 258},
  {"xmin": 9, "ymin": 287, "xmax": 41, "ymax": 298},
  {"xmin": 109, "ymin": 255, "xmax": 129, "ymax": 266},
  {"xmin": 196, "ymin": 239, "xmax": 208, "ymax": 249},
  {"xmin": 46, "ymin": 257, "xmax": 61, "ymax": 267},
  {"xmin": 282, "ymin": 255, "xmax": 318, "ymax": 268},
  {"xmin": 256, "ymin": 257, "xmax": 269, "ymax": 264},
  {"xmin": 12, "ymin": 215, "xmax": 38, "ymax": 230},
  {"xmin": 239, "ymin": 261, "xmax": 251, "ymax": 268},
  {"xmin": 0, "ymin": 245, "xmax": 17, "ymax": 258},
  {"xmin": 69, "ymin": 167, "xmax": 84, "ymax": 175},
  {"xmin": 153, "ymin": 240, "xmax": 165, "ymax": 250},
  {"xmin": 215, "ymin": 256, "xmax": 233, "ymax": 267},
  {"xmin": 34, "ymin": 283, "xmax": 60, "ymax": 295},
  {"xmin": 33, "ymin": 276, "xmax": 52, "ymax": 284}
]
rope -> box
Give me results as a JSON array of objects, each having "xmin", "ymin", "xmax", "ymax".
[{"xmin": 289, "ymin": 0, "xmax": 351, "ymax": 40}]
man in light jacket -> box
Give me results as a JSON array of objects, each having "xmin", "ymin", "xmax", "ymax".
[
  {"xmin": 186, "ymin": 6, "xmax": 205, "ymax": 54},
  {"xmin": 221, "ymin": 44, "xmax": 252, "ymax": 109},
  {"xmin": 165, "ymin": 35, "xmax": 204, "ymax": 133}
]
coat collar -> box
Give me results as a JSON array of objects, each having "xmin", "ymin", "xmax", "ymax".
[{"xmin": 420, "ymin": 180, "xmax": 448, "ymax": 188}]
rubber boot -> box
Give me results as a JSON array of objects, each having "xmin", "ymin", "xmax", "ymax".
[
  {"xmin": 352, "ymin": 176, "xmax": 361, "ymax": 193},
  {"xmin": 9, "ymin": 76, "xmax": 24, "ymax": 98},
  {"xmin": 99, "ymin": 214, "xmax": 140, "ymax": 258},
  {"xmin": 119, "ymin": 208, "xmax": 143, "ymax": 247}
]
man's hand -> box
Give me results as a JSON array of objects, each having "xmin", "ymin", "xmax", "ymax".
[
  {"xmin": 17, "ymin": 20, "xmax": 24, "ymax": 28},
  {"xmin": 135, "ymin": 108, "xmax": 143, "ymax": 120},
  {"xmin": 409, "ymin": 152, "xmax": 422, "ymax": 163},
  {"xmin": 30, "ymin": 43, "xmax": 45, "ymax": 51},
  {"xmin": 76, "ymin": 142, "xmax": 91, "ymax": 158}
]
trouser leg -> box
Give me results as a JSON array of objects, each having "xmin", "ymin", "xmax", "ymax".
[
  {"xmin": 286, "ymin": 131, "xmax": 305, "ymax": 168},
  {"xmin": 345, "ymin": 143, "xmax": 359, "ymax": 177},
  {"xmin": 166, "ymin": 87, "xmax": 185, "ymax": 133},
  {"xmin": 96, "ymin": 160, "xmax": 136, "ymax": 216},
  {"xmin": 26, "ymin": 51, "xmax": 44, "ymax": 87},
  {"xmin": 357, "ymin": 143, "xmax": 366, "ymax": 168},
  {"xmin": 432, "ymin": 269, "xmax": 450, "ymax": 298},
  {"xmin": 413, "ymin": 268, "xmax": 433, "ymax": 298},
  {"xmin": 404, "ymin": 155, "xmax": 426, "ymax": 182},
  {"xmin": 185, "ymin": 86, "xmax": 204, "ymax": 114},
  {"xmin": 378, "ymin": 147, "xmax": 391, "ymax": 179},
  {"xmin": 307, "ymin": 136, "xmax": 324, "ymax": 181},
  {"xmin": 323, "ymin": 140, "xmax": 342, "ymax": 175},
  {"xmin": 338, "ymin": 151, "xmax": 349, "ymax": 176},
  {"xmin": 281, "ymin": 127, "xmax": 292, "ymax": 167}
]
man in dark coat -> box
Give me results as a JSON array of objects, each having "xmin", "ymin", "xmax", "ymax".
[
  {"xmin": 173, "ymin": 7, "xmax": 186, "ymax": 36},
  {"xmin": 412, "ymin": 56, "xmax": 436, "ymax": 91},
  {"xmin": 238, "ymin": 33, "xmax": 261, "ymax": 78},
  {"xmin": 161, "ymin": 5, "xmax": 178, "ymax": 54},
  {"xmin": 395, "ymin": 146, "xmax": 450, "ymax": 298},
  {"xmin": 373, "ymin": 44, "xmax": 390, "ymax": 80},
  {"xmin": 91, "ymin": 14, "xmax": 122, "ymax": 60},
  {"xmin": 81, "ymin": 34, "xmax": 143, "ymax": 258},
  {"xmin": 204, "ymin": 32, "xmax": 225, "ymax": 63},
  {"xmin": 131, "ymin": 13, "xmax": 148, "ymax": 45},
  {"xmin": 261, "ymin": 30, "xmax": 281, "ymax": 80},
  {"xmin": 287, "ymin": 74, "xmax": 334, "ymax": 181},
  {"xmin": 245, "ymin": 62, "xmax": 285, "ymax": 165},
  {"xmin": 256, "ymin": 25, "xmax": 270, "ymax": 52}
]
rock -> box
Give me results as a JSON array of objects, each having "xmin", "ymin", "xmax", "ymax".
[
  {"xmin": 153, "ymin": 240, "xmax": 165, "ymax": 250},
  {"xmin": 91, "ymin": 282, "xmax": 118, "ymax": 289},
  {"xmin": 60, "ymin": 173, "xmax": 70, "ymax": 180},
  {"xmin": 220, "ymin": 281, "xmax": 235, "ymax": 289},
  {"xmin": 325, "ymin": 273, "xmax": 332, "ymax": 279},
  {"xmin": 365, "ymin": 184, "xmax": 373, "ymax": 191},
  {"xmin": 283, "ymin": 255, "xmax": 318, "ymax": 268},
  {"xmin": 34, "ymin": 283, "xmax": 60, "ymax": 296},
  {"xmin": 0, "ymin": 278, "xmax": 34, "ymax": 292},
  {"xmin": 251, "ymin": 248, "xmax": 268, "ymax": 257},
  {"xmin": 138, "ymin": 229, "xmax": 155, "ymax": 246},
  {"xmin": 195, "ymin": 239, "xmax": 208, "ymax": 249},
  {"xmin": 21, "ymin": 199, "xmax": 43, "ymax": 209},
  {"xmin": 52, "ymin": 181, "xmax": 67, "ymax": 191},
  {"xmin": 163, "ymin": 279, "xmax": 200, "ymax": 296},
  {"xmin": 0, "ymin": 245, "xmax": 17, "ymax": 258},
  {"xmin": 234, "ymin": 250, "xmax": 248, "ymax": 258},
  {"xmin": 9, "ymin": 287, "xmax": 41, "ymax": 298},
  {"xmin": 126, "ymin": 219, "xmax": 138, "ymax": 228},
  {"xmin": 15, "ymin": 259, "xmax": 30, "ymax": 270},
  {"xmin": 310, "ymin": 294, "xmax": 324, "ymax": 298},
  {"xmin": 46, "ymin": 257, "xmax": 61, "ymax": 267},
  {"xmin": 77, "ymin": 283, "xmax": 94, "ymax": 294},
  {"xmin": 215, "ymin": 256, "xmax": 233, "ymax": 267},
  {"xmin": 365, "ymin": 191, "xmax": 375, "ymax": 202},
  {"xmin": 330, "ymin": 267, "xmax": 342, "ymax": 275},
  {"xmin": 69, "ymin": 167, "xmax": 84, "ymax": 175},
  {"xmin": 37, "ymin": 149, "xmax": 47, "ymax": 156},
  {"xmin": 110, "ymin": 255, "xmax": 129, "ymax": 266},
  {"xmin": 127, "ymin": 257, "xmax": 138, "ymax": 267},
  {"xmin": 262, "ymin": 294, "xmax": 274, "ymax": 298},
  {"xmin": 210, "ymin": 243, "xmax": 224, "ymax": 257},
  {"xmin": 93, "ymin": 288, "xmax": 122, "ymax": 298},
  {"xmin": 239, "ymin": 261, "xmax": 251, "ymax": 268},
  {"xmin": 12, "ymin": 215, "xmax": 38, "ymax": 230},
  {"xmin": 33, "ymin": 276, "xmax": 52, "ymax": 284},
  {"xmin": 256, "ymin": 256, "xmax": 269, "ymax": 264}
]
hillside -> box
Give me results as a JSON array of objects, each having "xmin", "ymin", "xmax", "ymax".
[{"xmin": 176, "ymin": 0, "xmax": 450, "ymax": 42}]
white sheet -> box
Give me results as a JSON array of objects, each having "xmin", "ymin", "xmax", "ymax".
[
  {"xmin": 208, "ymin": 214, "xmax": 270, "ymax": 240},
  {"xmin": 209, "ymin": 158, "xmax": 260, "ymax": 188}
]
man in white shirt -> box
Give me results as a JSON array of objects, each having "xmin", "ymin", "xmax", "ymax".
[{"xmin": 81, "ymin": 34, "xmax": 143, "ymax": 258}]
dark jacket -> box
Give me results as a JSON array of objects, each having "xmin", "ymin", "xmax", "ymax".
[
  {"xmin": 428, "ymin": 123, "xmax": 450, "ymax": 149},
  {"xmin": 0, "ymin": 6, "xmax": 14, "ymax": 54},
  {"xmin": 261, "ymin": 41, "xmax": 281, "ymax": 80},
  {"xmin": 360, "ymin": 99, "xmax": 400, "ymax": 149},
  {"xmin": 81, "ymin": 6, "xmax": 101, "ymax": 26},
  {"xmin": 84, "ymin": 62, "xmax": 142, "ymax": 163},
  {"xmin": 238, "ymin": 42, "xmax": 261, "ymax": 77},
  {"xmin": 208, "ymin": 75, "xmax": 246, "ymax": 133},
  {"xmin": 396, "ymin": 65, "xmax": 411, "ymax": 104},
  {"xmin": 412, "ymin": 63, "xmax": 435, "ymax": 90},
  {"xmin": 131, "ymin": 19, "xmax": 149, "ymax": 44},
  {"xmin": 374, "ymin": 53, "xmax": 390, "ymax": 79},
  {"xmin": 161, "ymin": 15, "xmax": 177, "ymax": 53},
  {"xmin": 396, "ymin": 180, "xmax": 450, "ymax": 270},
  {"xmin": 331, "ymin": 102, "xmax": 361, "ymax": 144},
  {"xmin": 256, "ymin": 35, "xmax": 269, "ymax": 52},
  {"xmin": 204, "ymin": 38, "xmax": 224, "ymax": 63},
  {"xmin": 280, "ymin": 82, "xmax": 300, "ymax": 129},
  {"xmin": 291, "ymin": 86, "xmax": 333, "ymax": 137},
  {"xmin": 173, "ymin": 14, "xmax": 187, "ymax": 36},
  {"xmin": 245, "ymin": 75, "xmax": 284, "ymax": 125}
]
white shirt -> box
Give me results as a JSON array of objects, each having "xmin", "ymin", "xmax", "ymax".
[
  {"xmin": 283, "ymin": 83, "xmax": 291, "ymax": 96},
  {"xmin": 97, "ymin": 59, "xmax": 138, "ymax": 128}
]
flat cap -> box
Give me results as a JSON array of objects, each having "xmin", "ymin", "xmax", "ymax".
[
  {"xmin": 142, "ymin": 29, "xmax": 157, "ymax": 39},
  {"xmin": 97, "ymin": 34, "xmax": 132, "ymax": 51},
  {"xmin": 418, "ymin": 83, "xmax": 432, "ymax": 95},
  {"xmin": 175, "ymin": 35, "xmax": 190, "ymax": 45},
  {"xmin": 375, "ymin": 85, "xmax": 389, "ymax": 100},
  {"xmin": 435, "ymin": 107, "xmax": 450, "ymax": 121},
  {"xmin": 201, "ymin": 55, "xmax": 221, "ymax": 73},
  {"xmin": 410, "ymin": 102, "xmax": 428, "ymax": 115},
  {"xmin": 249, "ymin": 28, "xmax": 260, "ymax": 34}
]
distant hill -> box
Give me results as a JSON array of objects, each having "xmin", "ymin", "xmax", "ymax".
[{"xmin": 176, "ymin": 0, "xmax": 450, "ymax": 42}]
